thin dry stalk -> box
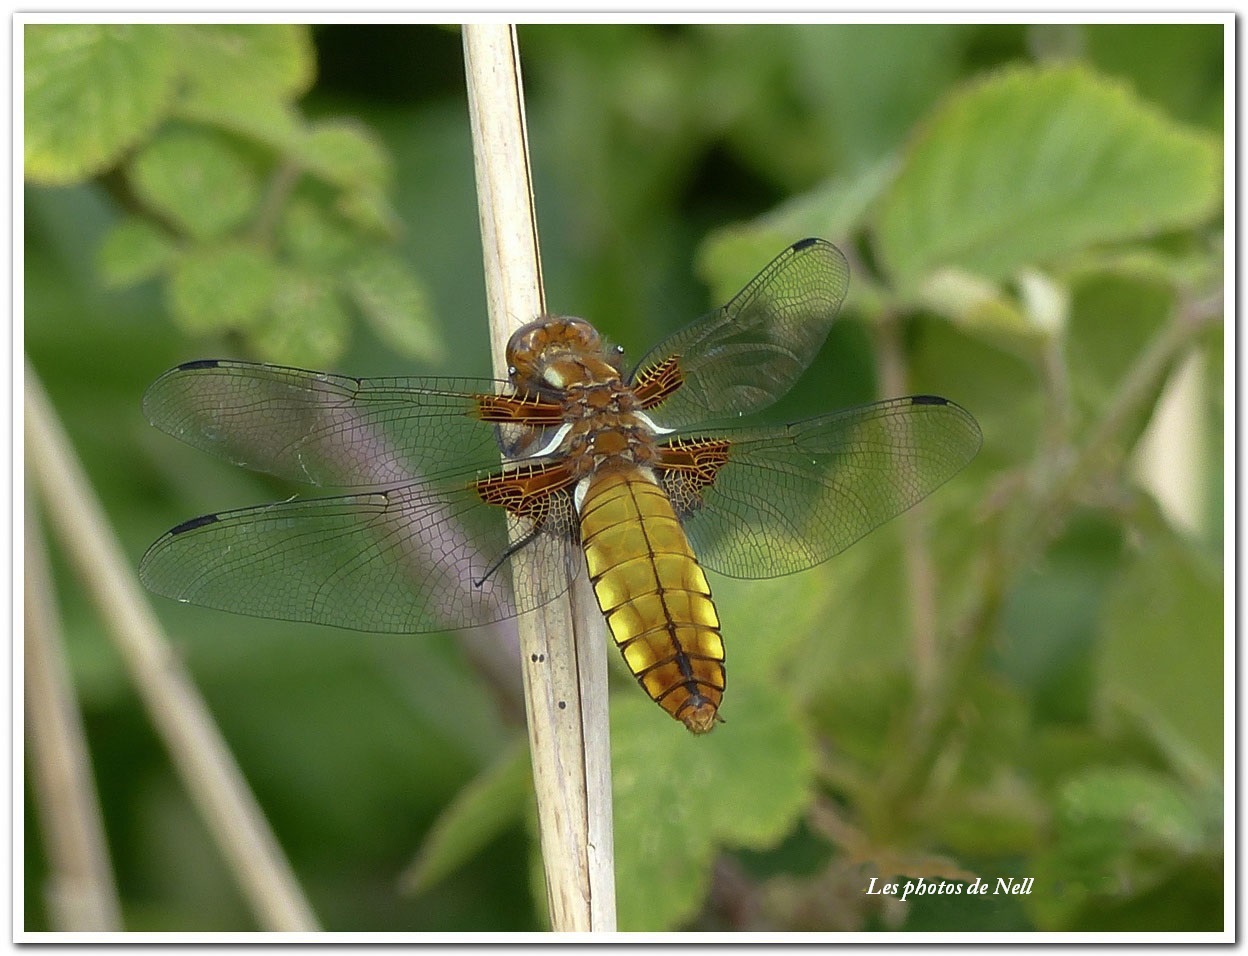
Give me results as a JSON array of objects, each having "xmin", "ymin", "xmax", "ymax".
[
  {"xmin": 873, "ymin": 314, "xmax": 939, "ymax": 699},
  {"xmin": 462, "ymin": 23, "xmax": 616, "ymax": 932},
  {"xmin": 24, "ymin": 362, "xmax": 319, "ymax": 932},
  {"xmin": 24, "ymin": 494, "xmax": 123, "ymax": 931}
]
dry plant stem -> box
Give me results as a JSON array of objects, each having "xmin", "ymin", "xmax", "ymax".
[
  {"xmin": 24, "ymin": 494, "xmax": 123, "ymax": 931},
  {"xmin": 24, "ymin": 362, "xmax": 320, "ymax": 932},
  {"xmin": 462, "ymin": 23, "xmax": 616, "ymax": 932},
  {"xmin": 873, "ymin": 314, "xmax": 938, "ymax": 699}
]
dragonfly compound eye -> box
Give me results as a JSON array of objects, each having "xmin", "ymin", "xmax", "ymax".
[{"xmin": 507, "ymin": 316, "xmax": 603, "ymax": 388}]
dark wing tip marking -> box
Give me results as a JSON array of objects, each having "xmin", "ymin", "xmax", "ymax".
[
  {"xmin": 907, "ymin": 394, "xmax": 982, "ymax": 442},
  {"xmin": 175, "ymin": 359, "xmax": 223, "ymax": 371},
  {"xmin": 168, "ymin": 513, "xmax": 221, "ymax": 535},
  {"xmin": 790, "ymin": 236, "xmax": 822, "ymax": 251}
]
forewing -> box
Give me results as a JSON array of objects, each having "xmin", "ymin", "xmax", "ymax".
[
  {"xmin": 661, "ymin": 396, "xmax": 982, "ymax": 579},
  {"xmin": 142, "ymin": 360, "xmax": 513, "ymax": 488},
  {"xmin": 630, "ymin": 238, "xmax": 849, "ymax": 428},
  {"xmin": 139, "ymin": 474, "xmax": 579, "ymax": 633}
]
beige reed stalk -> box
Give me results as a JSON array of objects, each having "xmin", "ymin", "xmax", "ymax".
[
  {"xmin": 24, "ymin": 492, "xmax": 122, "ymax": 931},
  {"xmin": 24, "ymin": 362, "xmax": 320, "ymax": 932},
  {"xmin": 462, "ymin": 23, "xmax": 617, "ymax": 932}
]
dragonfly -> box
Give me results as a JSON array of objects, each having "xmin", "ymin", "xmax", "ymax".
[{"xmin": 139, "ymin": 238, "xmax": 982, "ymax": 734}]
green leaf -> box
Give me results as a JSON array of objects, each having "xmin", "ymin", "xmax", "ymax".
[
  {"xmin": 697, "ymin": 158, "xmax": 896, "ymax": 306},
  {"xmin": 128, "ymin": 127, "xmax": 262, "ymax": 240},
  {"xmin": 166, "ymin": 241, "xmax": 276, "ymax": 334},
  {"xmin": 335, "ymin": 187, "xmax": 403, "ymax": 239},
  {"xmin": 96, "ymin": 216, "xmax": 177, "ymax": 288},
  {"xmin": 1028, "ymin": 765, "xmax": 1211, "ymax": 930},
  {"xmin": 344, "ymin": 254, "xmax": 445, "ymax": 362},
  {"xmin": 914, "ymin": 268, "xmax": 1042, "ymax": 356},
  {"xmin": 714, "ymin": 564, "xmax": 863, "ymax": 701},
  {"xmin": 171, "ymin": 25, "xmax": 313, "ymax": 153},
  {"xmin": 400, "ymin": 740, "xmax": 530, "ymax": 895},
  {"xmin": 1099, "ymin": 528, "xmax": 1223, "ymax": 769},
  {"xmin": 278, "ymin": 195, "xmax": 360, "ymax": 267},
  {"xmin": 997, "ymin": 514, "xmax": 1124, "ymax": 720},
  {"xmin": 299, "ymin": 119, "xmax": 391, "ymax": 191},
  {"xmin": 176, "ymin": 24, "xmax": 315, "ymax": 101},
  {"xmin": 251, "ymin": 269, "xmax": 350, "ymax": 366},
  {"xmin": 1059, "ymin": 767, "xmax": 1207, "ymax": 856},
  {"xmin": 908, "ymin": 317, "xmax": 1045, "ymax": 469},
  {"xmin": 873, "ymin": 65, "xmax": 1222, "ymax": 290},
  {"xmin": 611, "ymin": 679, "xmax": 813, "ymax": 930},
  {"xmin": 795, "ymin": 491, "xmax": 985, "ymax": 772},
  {"xmin": 1066, "ymin": 264, "xmax": 1175, "ymax": 443},
  {"xmin": 25, "ymin": 24, "xmax": 178, "ymax": 185},
  {"xmin": 177, "ymin": 84, "xmax": 304, "ymax": 154}
]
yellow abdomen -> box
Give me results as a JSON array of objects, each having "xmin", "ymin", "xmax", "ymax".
[{"xmin": 578, "ymin": 468, "xmax": 725, "ymax": 733}]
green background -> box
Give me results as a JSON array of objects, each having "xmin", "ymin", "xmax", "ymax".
[{"xmin": 24, "ymin": 23, "xmax": 1225, "ymax": 932}]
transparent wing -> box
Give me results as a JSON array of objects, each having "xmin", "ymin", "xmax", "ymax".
[
  {"xmin": 141, "ymin": 359, "xmax": 582, "ymax": 632},
  {"xmin": 139, "ymin": 475, "xmax": 579, "ymax": 633},
  {"xmin": 142, "ymin": 360, "xmax": 514, "ymax": 488},
  {"xmin": 661, "ymin": 396, "xmax": 982, "ymax": 579},
  {"xmin": 630, "ymin": 238, "xmax": 849, "ymax": 429}
]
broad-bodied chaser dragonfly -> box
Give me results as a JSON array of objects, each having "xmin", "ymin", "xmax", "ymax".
[{"xmin": 140, "ymin": 239, "xmax": 981, "ymax": 733}]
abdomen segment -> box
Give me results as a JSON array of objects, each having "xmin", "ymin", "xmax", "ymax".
[{"xmin": 578, "ymin": 468, "xmax": 725, "ymax": 733}]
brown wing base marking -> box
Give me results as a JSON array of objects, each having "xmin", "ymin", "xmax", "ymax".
[
  {"xmin": 470, "ymin": 460, "xmax": 578, "ymax": 587},
  {"xmin": 474, "ymin": 392, "xmax": 569, "ymax": 462},
  {"xmin": 632, "ymin": 355, "xmax": 684, "ymax": 409},
  {"xmin": 473, "ymin": 392, "xmax": 565, "ymax": 424},
  {"xmin": 656, "ymin": 437, "xmax": 731, "ymax": 513},
  {"xmin": 473, "ymin": 460, "xmax": 578, "ymax": 519}
]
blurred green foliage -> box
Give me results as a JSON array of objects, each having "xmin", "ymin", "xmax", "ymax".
[
  {"xmin": 24, "ymin": 22, "xmax": 1224, "ymax": 933},
  {"xmin": 27, "ymin": 23, "xmax": 432, "ymax": 369}
]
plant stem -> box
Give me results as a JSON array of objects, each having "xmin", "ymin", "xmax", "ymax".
[
  {"xmin": 24, "ymin": 362, "xmax": 320, "ymax": 932},
  {"xmin": 875, "ymin": 287, "xmax": 1222, "ymax": 823},
  {"xmin": 24, "ymin": 494, "xmax": 123, "ymax": 931},
  {"xmin": 462, "ymin": 23, "xmax": 616, "ymax": 932},
  {"xmin": 873, "ymin": 311, "xmax": 939, "ymax": 700}
]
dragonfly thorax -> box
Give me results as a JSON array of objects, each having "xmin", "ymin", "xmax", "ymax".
[
  {"xmin": 554, "ymin": 398, "xmax": 662, "ymax": 479},
  {"xmin": 506, "ymin": 314, "xmax": 659, "ymax": 474}
]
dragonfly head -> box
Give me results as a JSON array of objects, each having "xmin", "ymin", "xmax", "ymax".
[{"xmin": 507, "ymin": 315, "xmax": 620, "ymax": 393}]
